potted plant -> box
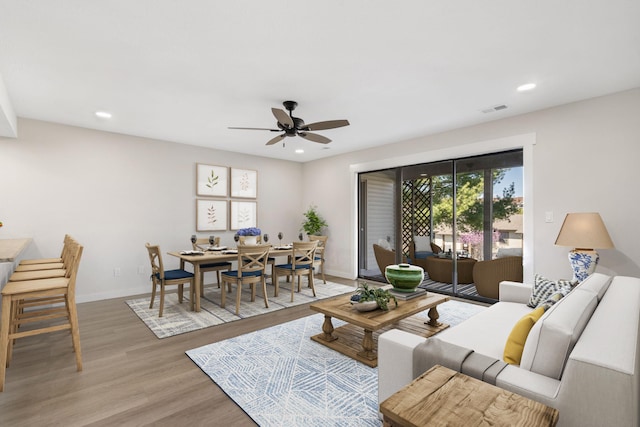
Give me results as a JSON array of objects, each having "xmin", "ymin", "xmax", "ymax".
[
  {"xmin": 301, "ymin": 205, "xmax": 328, "ymax": 236},
  {"xmin": 350, "ymin": 282, "xmax": 398, "ymax": 311}
]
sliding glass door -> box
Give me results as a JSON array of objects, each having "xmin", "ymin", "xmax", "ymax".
[{"xmin": 358, "ymin": 149, "xmax": 523, "ymax": 301}]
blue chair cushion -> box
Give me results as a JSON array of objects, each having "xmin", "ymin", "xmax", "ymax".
[
  {"xmin": 201, "ymin": 262, "xmax": 232, "ymax": 269},
  {"xmin": 221, "ymin": 270, "xmax": 262, "ymax": 278},
  {"xmin": 156, "ymin": 269, "xmax": 194, "ymax": 280},
  {"xmin": 275, "ymin": 264, "xmax": 312, "ymax": 270},
  {"xmin": 415, "ymin": 251, "xmax": 434, "ymax": 259}
]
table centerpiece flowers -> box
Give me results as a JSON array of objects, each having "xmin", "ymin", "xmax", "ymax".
[{"xmin": 236, "ymin": 227, "xmax": 261, "ymax": 244}]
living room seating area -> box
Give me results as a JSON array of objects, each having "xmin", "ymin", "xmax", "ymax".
[{"xmin": 378, "ymin": 273, "xmax": 640, "ymax": 426}]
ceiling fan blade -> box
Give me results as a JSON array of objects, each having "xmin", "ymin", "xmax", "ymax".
[
  {"xmin": 266, "ymin": 134, "xmax": 286, "ymax": 145},
  {"xmin": 299, "ymin": 132, "xmax": 331, "ymax": 144},
  {"xmin": 271, "ymin": 108, "xmax": 294, "ymax": 128},
  {"xmin": 228, "ymin": 127, "xmax": 280, "ymax": 131},
  {"xmin": 304, "ymin": 119, "xmax": 350, "ymax": 131}
]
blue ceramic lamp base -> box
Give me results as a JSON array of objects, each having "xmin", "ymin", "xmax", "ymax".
[{"xmin": 568, "ymin": 249, "xmax": 599, "ymax": 283}]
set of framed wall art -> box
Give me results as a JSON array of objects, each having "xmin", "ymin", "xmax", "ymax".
[{"xmin": 195, "ymin": 163, "xmax": 257, "ymax": 232}]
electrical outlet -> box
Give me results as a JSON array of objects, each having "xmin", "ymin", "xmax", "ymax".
[
  {"xmin": 138, "ymin": 265, "xmax": 145, "ymax": 275},
  {"xmin": 113, "ymin": 267, "xmax": 121, "ymax": 277}
]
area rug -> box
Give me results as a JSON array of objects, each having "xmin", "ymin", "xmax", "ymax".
[
  {"xmin": 126, "ymin": 279, "xmax": 355, "ymax": 339},
  {"xmin": 186, "ymin": 299, "xmax": 486, "ymax": 427}
]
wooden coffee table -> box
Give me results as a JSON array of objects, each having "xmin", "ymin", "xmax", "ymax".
[
  {"xmin": 310, "ymin": 291, "xmax": 449, "ymax": 367},
  {"xmin": 381, "ymin": 365, "xmax": 559, "ymax": 426}
]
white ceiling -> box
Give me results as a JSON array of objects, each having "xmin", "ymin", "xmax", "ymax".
[{"xmin": 1, "ymin": 1, "xmax": 639, "ymax": 162}]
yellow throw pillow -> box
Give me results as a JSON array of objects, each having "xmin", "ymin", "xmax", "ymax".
[{"xmin": 503, "ymin": 307, "xmax": 545, "ymax": 365}]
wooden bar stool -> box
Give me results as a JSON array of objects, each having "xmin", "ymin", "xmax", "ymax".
[
  {"xmin": 18, "ymin": 234, "xmax": 72, "ymax": 266},
  {"xmin": 0, "ymin": 242, "xmax": 84, "ymax": 392}
]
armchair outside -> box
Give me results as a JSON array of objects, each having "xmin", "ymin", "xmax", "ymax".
[
  {"xmin": 472, "ymin": 256, "xmax": 523, "ymax": 299},
  {"xmin": 408, "ymin": 241, "xmax": 442, "ymax": 271}
]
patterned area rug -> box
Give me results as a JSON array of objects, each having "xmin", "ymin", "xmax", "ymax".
[
  {"xmin": 126, "ymin": 279, "xmax": 355, "ymax": 338},
  {"xmin": 186, "ymin": 299, "xmax": 486, "ymax": 427}
]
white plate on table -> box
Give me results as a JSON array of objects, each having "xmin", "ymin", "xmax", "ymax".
[
  {"xmin": 222, "ymin": 249, "xmax": 238, "ymax": 254},
  {"xmin": 180, "ymin": 250, "xmax": 204, "ymax": 256},
  {"xmin": 207, "ymin": 246, "xmax": 227, "ymax": 251}
]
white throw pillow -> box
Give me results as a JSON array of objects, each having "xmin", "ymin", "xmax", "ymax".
[
  {"xmin": 413, "ymin": 235, "xmax": 431, "ymax": 252},
  {"xmin": 377, "ymin": 239, "xmax": 392, "ymax": 251},
  {"xmin": 520, "ymin": 289, "xmax": 598, "ymax": 379}
]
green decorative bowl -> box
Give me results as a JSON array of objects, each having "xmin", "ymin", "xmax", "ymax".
[{"xmin": 385, "ymin": 263, "xmax": 424, "ymax": 293}]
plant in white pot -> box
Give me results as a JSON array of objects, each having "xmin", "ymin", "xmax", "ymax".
[
  {"xmin": 301, "ymin": 205, "xmax": 328, "ymax": 236},
  {"xmin": 350, "ymin": 282, "xmax": 398, "ymax": 311}
]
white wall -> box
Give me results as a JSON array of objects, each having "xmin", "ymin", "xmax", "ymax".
[
  {"xmin": 0, "ymin": 119, "xmax": 304, "ymax": 302},
  {"xmin": 2, "ymin": 89, "xmax": 638, "ymax": 303},
  {"xmin": 304, "ymin": 88, "xmax": 640, "ymax": 283}
]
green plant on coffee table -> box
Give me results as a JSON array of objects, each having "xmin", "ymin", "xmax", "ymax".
[{"xmin": 350, "ymin": 282, "xmax": 398, "ymax": 311}]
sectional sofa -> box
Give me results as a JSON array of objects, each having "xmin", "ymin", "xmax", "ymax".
[{"xmin": 378, "ymin": 273, "xmax": 640, "ymax": 426}]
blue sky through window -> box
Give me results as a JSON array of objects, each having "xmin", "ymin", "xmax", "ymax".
[{"xmin": 494, "ymin": 167, "xmax": 523, "ymax": 197}]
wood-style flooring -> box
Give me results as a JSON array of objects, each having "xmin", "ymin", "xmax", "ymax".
[{"xmin": 0, "ymin": 276, "xmax": 357, "ymax": 426}]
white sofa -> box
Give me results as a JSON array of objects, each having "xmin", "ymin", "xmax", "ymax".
[{"xmin": 378, "ymin": 273, "xmax": 640, "ymax": 427}]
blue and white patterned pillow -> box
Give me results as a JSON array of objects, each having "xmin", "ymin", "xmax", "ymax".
[{"xmin": 527, "ymin": 274, "xmax": 576, "ymax": 308}]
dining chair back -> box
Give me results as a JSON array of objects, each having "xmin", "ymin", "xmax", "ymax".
[
  {"xmin": 0, "ymin": 238, "xmax": 84, "ymax": 392},
  {"xmin": 146, "ymin": 243, "xmax": 195, "ymax": 317},
  {"xmin": 238, "ymin": 235, "xmax": 277, "ymax": 277},
  {"xmin": 220, "ymin": 244, "xmax": 271, "ymax": 315},
  {"xmin": 308, "ymin": 235, "xmax": 328, "ymax": 283},
  {"xmin": 273, "ymin": 240, "xmax": 318, "ymax": 302},
  {"xmin": 191, "ymin": 237, "xmax": 231, "ymax": 290}
]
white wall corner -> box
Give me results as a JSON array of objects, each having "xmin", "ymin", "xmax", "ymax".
[{"xmin": 0, "ymin": 73, "xmax": 18, "ymax": 138}]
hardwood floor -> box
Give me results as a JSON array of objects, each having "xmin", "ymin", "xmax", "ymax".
[{"xmin": 0, "ymin": 276, "xmax": 357, "ymax": 426}]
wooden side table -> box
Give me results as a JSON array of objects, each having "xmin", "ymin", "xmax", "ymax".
[{"xmin": 380, "ymin": 365, "xmax": 559, "ymax": 427}]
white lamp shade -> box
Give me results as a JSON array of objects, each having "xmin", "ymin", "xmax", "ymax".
[{"xmin": 555, "ymin": 212, "xmax": 614, "ymax": 250}]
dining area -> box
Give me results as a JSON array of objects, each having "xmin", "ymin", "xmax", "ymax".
[{"xmin": 145, "ymin": 229, "xmax": 328, "ymax": 318}]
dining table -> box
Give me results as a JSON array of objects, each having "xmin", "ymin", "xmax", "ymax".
[{"xmin": 168, "ymin": 245, "xmax": 321, "ymax": 312}]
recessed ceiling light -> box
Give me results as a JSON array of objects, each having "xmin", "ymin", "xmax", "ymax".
[
  {"xmin": 517, "ymin": 83, "xmax": 536, "ymax": 92},
  {"xmin": 295, "ymin": 149, "xmax": 304, "ymax": 154},
  {"xmin": 95, "ymin": 111, "xmax": 112, "ymax": 119}
]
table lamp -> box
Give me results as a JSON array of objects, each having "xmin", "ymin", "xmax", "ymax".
[{"xmin": 555, "ymin": 212, "xmax": 614, "ymax": 282}]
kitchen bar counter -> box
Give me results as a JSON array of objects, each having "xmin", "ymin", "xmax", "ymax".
[{"xmin": 0, "ymin": 238, "xmax": 32, "ymax": 262}]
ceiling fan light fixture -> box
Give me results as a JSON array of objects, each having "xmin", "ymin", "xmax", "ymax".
[{"xmin": 231, "ymin": 101, "xmax": 349, "ymax": 147}]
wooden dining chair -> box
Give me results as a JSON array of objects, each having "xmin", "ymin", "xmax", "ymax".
[
  {"xmin": 145, "ymin": 243, "xmax": 195, "ymax": 317},
  {"xmin": 0, "ymin": 240, "xmax": 84, "ymax": 392},
  {"xmin": 220, "ymin": 244, "xmax": 270, "ymax": 315},
  {"xmin": 308, "ymin": 235, "xmax": 328, "ymax": 284},
  {"xmin": 191, "ymin": 237, "xmax": 231, "ymax": 291},
  {"xmin": 273, "ymin": 240, "xmax": 318, "ymax": 302},
  {"xmin": 238, "ymin": 235, "xmax": 276, "ymax": 278}
]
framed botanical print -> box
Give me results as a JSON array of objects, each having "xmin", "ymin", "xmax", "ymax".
[
  {"xmin": 230, "ymin": 168, "xmax": 257, "ymax": 198},
  {"xmin": 196, "ymin": 199, "xmax": 228, "ymax": 231},
  {"xmin": 196, "ymin": 164, "xmax": 228, "ymax": 197},
  {"xmin": 230, "ymin": 201, "xmax": 257, "ymax": 230}
]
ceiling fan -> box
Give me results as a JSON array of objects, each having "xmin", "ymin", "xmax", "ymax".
[{"xmin": 229, "ymin": 100, "xmax": 350, "ymax": 146}]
